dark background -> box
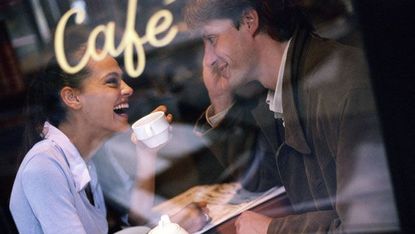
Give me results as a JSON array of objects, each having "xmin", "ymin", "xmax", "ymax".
[{"xmin": 353, "ymin": 0, "xmax": 415, "ymax": 233}]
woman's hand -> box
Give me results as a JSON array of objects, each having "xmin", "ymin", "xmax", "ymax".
[
  {"xmin": 170, "ymin": 202, "xmax": 210, "ymax": 233},
  {"xmin": 152, "ymin": 105, "xmax": 173, "ymax": 123}
]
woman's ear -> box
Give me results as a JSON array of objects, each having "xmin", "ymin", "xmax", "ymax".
[
  {"xmin": 242, "ymin": 9, "xmax": 259, "ymax": 35},
  {"xmin": 60, "ymin": 87, "xmax": 81, "ymax": 110}
]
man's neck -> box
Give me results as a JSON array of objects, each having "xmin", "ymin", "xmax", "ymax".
[{"xmin": 256, "ymin": 36, "xmax": 289, "ymax": 91}]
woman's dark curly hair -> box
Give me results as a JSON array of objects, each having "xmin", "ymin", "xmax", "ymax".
[{"xmin": 21, "ymin": 28, "xmax": 92, "ymax": 156}]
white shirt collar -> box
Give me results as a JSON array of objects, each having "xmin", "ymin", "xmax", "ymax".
[
  {"xmin": 266, "ymin": 39, "xmax": 292, "ymax": 118},
  {"xmin": 43, "ymin": 121, "xmax": 91, "ymax": 192}
]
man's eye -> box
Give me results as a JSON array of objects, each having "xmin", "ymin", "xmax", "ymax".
[{"xmin": 205, "ymin": 36, "xmax": 216, "ymax": 45}]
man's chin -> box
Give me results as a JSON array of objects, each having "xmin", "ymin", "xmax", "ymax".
[{"xmin": 234, "ymin": 80, "xmax": 265, "ymax": 98}]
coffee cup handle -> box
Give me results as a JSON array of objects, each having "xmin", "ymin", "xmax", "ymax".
[{"xmin": 144, "ymin": 125, "xmax": 154, "ymax": 137}]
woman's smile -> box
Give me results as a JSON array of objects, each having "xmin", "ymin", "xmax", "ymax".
[{"xmin": 113, "ymin": 103, "xmax": 129, "ymax": 116}]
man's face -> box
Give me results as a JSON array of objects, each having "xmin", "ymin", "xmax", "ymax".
[{"xmin": 201, "ymin": 19, "xmax": 257, "ymax": 90}]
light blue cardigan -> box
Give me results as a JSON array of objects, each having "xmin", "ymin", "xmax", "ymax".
[{"xmin": 10, "ymin": 122, "xmax": 108, "ymax": 234}]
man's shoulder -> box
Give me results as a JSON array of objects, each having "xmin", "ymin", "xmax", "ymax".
[
  {"xmin": 307, "ymin": 33, "xmax": 365, "ymax": 65},
  {"xmin": 302, "ymin": 33, "xmax": 370, "ymax": 89}
]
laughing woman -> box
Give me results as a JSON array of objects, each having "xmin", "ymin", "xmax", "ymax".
[
  {"xmin": 8, "ymin": 40, "xmax": 210, "ymax": 233},
  {"xmin": 8, "ymin": 44, "xmax": 163, "ymax": 233}
]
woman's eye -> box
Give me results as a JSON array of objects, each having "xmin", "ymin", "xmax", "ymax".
[{"xmin": 106, "ymin": 77, "xmax": 120, "ymax": 87}]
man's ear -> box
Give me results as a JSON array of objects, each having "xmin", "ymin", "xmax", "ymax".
[
  {"xmin": 242, "ymin": 9, "xmax": 259, "ymax": 35},
  {"xmin": 60, "ymin": 87, "xmax": 81, "ymax": 110}
]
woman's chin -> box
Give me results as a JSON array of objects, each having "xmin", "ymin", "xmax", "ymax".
[{"xmin": 117, "ymin": 123, "xmax": 131, "ymax": 133}]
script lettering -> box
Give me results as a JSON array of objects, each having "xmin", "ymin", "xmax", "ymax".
[{"xmin": 54, "ymin": 0, "xmax": 178, "ymax": 77}]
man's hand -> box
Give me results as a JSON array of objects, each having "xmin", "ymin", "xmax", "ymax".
[
  {"xmin": 170, "ymin": 202, "xmax": 210, "ymax": 233},
  {"xmin": 202, "ymin": 55, "xmax": 234, "ymax": 115},
  {"xmin": 235, "ymin": 211, "xmax": 272, "ymax": 234}
]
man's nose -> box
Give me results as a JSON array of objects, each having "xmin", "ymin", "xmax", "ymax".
[{"xmin": 203, "ymin": 45, "xmax": 217, "ymax": 68}]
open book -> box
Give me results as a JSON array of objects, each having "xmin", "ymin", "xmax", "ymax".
[{"xmin": 152, "ymin": 183, "xmax": 286, "ymax": 233}]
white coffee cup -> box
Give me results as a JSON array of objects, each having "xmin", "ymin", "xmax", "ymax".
[
  {"xmin": 132, "ymin": 111, "xmax": 170, "ymax": 148},
  {"xmin": 148, "ymin": 215, "xmax": 188, "ymax": 234}
]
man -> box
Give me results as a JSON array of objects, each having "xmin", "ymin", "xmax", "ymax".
[{"xmin": 185, "ymin": 0, "xmax": 398, "ymax": 233}]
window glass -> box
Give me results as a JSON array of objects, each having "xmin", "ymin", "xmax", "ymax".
[{"xmin": 0, "ymin": 1, "xmax": 404, "ymax": 233}]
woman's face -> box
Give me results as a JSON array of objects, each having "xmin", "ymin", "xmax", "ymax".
[{"xmin": 76, "ymin": 55, "xmax": 133, "ymax": 137}]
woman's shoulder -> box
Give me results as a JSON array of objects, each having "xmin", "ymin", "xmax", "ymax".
[{"xmin": 19, "ymin": 139, "xmax": 69, "ymax": 178}]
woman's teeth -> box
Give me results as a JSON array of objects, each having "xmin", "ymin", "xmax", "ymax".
[{"xmin": 113, "ymin": 103, "xmax": 129, "ymax": 114}]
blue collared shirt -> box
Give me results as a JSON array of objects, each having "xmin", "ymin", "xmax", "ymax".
[{"xmin": 10, "ymin": 122, "xmax": 108, "ymax": 234}]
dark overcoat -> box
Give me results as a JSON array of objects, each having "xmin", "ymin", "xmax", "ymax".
[{"xmin": 195, "ymin": 28, "xmax": 398, "ymax": 233}]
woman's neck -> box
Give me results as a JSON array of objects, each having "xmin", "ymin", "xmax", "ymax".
[{"xmin": 59, "ymin": 120, "xmax": 108, "ymax": 161}]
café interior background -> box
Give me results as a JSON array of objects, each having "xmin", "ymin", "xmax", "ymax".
[{"xmin": 0, "ymin": 0, "xmax": 394, "ymax": 233}]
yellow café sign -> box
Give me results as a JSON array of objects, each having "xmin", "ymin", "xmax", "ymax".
[{"xmin": 54, "ymin": 0, "xmax": 178, "ymax": 77}]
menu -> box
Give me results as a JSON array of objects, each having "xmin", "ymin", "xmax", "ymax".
[{"xmin": 152, "ymin": 182, "xmax": 286, "ymax": 233}]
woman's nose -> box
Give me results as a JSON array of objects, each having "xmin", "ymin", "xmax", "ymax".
[{"xmin": 121, "ymin": 80, "xmax": 133, "ymax": 96}]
